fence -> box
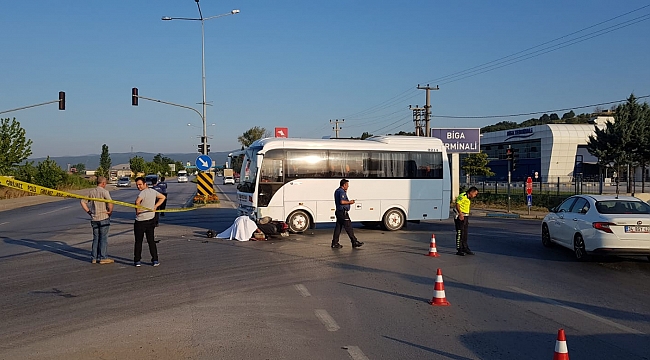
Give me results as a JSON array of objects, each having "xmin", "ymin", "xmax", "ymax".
[{"xmin": 464, "ymin": 178, "xmax": 650, "ymax": 209}]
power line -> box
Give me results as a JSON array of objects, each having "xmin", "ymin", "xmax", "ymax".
[
  {"xmin": 339, "ymin": 5, "xmax": 650, "ymax": 123},
  {"xmin": 369, "ymin": 114, "xmax": 411, "ymax": 134},
  {"xmin": 424, "ymin": 4, "xmax": 650, "ymax": 85},
  {"xmin": 433, "ymin": 94, "xmax": 650, "ymax": 119},
  {"xmin": 436, "ymin": 13, "xmax": 650, "ymax": 85}
]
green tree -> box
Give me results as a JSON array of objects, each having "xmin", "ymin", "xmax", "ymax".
[
  {"xmin": 394, "ymin": 130, "xmax": 416, "ymax": 136},
  {"xmin": 614, "ymin": 94, "xmax": 650, "ymax": 193},
  {"xmin": 561, "ymin": 110, "xmax": 575, "ymax": 120},
  {"xmin": 237, "ymin": 126, "xmax": 267, "ymax": 148},
  {"xmin": 152, "ymin": 153, "xmax": 174, "ymax": 175},
  {"xmin": 34, "ymin": 156, "xmax": 64, "ymax": 189},
  {"xmin": 97, "ymin": 144, "xmax": 111, "ymax": 178},
  {"xmin": 481, "ymin": 121, "xmax": 518, "ymax": 133},
  {"xmin": 360, "ymin": 132, "xmax": 373, "ymax": 140},
  {"xmin": 129, "ymin": 156, "xmax": 146, "ymax": 175},
  {"xmin": 14, "ymin": 161, "xmax": 37, "ymax": 183},
  {"xmin": 586, "ymin": 97, "xmax": 637, "ymax": 195},
  {"xmin": 0, "ymin": 117, "xmax": 33, "ymax": 175},
  {"xmin": 461, "ymin": 152, "xmax": 495, "ymax": 183}
]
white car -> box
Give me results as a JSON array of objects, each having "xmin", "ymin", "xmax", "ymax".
[
  {"xmin": 116, "ymin": 177, "xmax": 131, "ymax": 187},
  {"xmin": 542, "ymin": 195, "xmax": 650, "ymax": 261},
  {"xmin": 223, "ymin": 176, "xmax": 235, "ymax": 185},
  {"xmin": 177, "ymin": 171, "xmax": 189, "ymax": 183}
]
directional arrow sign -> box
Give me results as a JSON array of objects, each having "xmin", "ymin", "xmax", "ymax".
[{"xmin": 195, "ymin": 155, "xmax": 213, "ymax": 171}]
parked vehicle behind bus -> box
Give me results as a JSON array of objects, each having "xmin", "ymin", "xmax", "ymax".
[{"xmin": 236, "ymin": 136, "xmax": 451, "ymax": 233}]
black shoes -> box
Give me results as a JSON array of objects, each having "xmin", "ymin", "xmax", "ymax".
[
  {"xmin": 332, "ymin": 242, "xmax": 364, "ymax": 248},
  {"xmin": 465, "ymin": 251, "xmax": 475, "ymax": 255},
  {"xmin": 456, "ymin": 251, "xmax": 465, "ymax": 256},
  {"xmin": 456, "ymin": 250, "xmax": 475, "ymax": 256}
]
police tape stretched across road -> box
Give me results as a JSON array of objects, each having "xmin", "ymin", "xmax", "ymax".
[{"xmin": 0, "ymin": 176, "xmax": 201, "ymax": 212}]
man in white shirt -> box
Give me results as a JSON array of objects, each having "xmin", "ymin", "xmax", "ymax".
[{"xmin": 133, "ymin": 176, "xmax": 166, "ymax": 267}]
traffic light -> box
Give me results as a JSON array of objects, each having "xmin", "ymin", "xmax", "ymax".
[
  {"xmin": 506, "ymin": 148, "xmax": 513, "ymax": 161},
  {"xmin": 58, "ymin": 91, "xmax": 65, "ymax": 110},
  {"xmin": 131, "ymin": 88, "xmax": 138, "ymax": 106},
  {"xmin": 512, "ymin": 148, "xmax": 519, "ymax": 171},
  {"xmin": 198, "ymin": 144, "xmax": 210, "ymax": 154}
]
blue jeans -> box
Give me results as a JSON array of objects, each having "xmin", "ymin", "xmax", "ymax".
[{"xmin": 91, "ymin": 219, "xmax": 111, "ymax": 260}]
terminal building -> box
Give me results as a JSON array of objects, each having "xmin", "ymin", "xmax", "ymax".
[{"xmin": 478, "ymin": 114, "xmax": 621, "ymax": 183}]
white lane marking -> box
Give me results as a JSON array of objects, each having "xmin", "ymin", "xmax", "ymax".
[
  {"xmin": 0, "ymin": 222, "xmax": 9, "ymax": 226},
  {"xmin": 315, "ymin": 309, "xmax": 340, "ymax": 332},
  {"xmin": 294, "ymin": 284, "xmax": 312, "ymax": 297},
  {"xmin": 215, "ymin": 185, "xmax": 237, "ymax": 209},
  {"xmin": 38, "ymin": 205, "xmax": 72, "ymax": 216},
  {"xmin": 509, "ymin": 286, "xmax": 644, "ymax": 334},
  {"xmin": 344, "ymin": 346, "xmax": 370, "ymax": 360}
]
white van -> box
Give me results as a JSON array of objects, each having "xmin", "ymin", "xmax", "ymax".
[{"xmin": 177, "ymin": 170, "xmax": 189, "ymax": 183}]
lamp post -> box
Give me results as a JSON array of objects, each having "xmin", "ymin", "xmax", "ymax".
[{"xmin": 162, "ymin": 2, "xmax": 239, "ymax": 155}]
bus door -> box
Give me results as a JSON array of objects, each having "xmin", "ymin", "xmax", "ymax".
[{"xmin": 258, "ymin": 154, "xmax": 285, "ymax": 220}]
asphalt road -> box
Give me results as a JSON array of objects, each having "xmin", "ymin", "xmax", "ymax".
[{"xmin": 1, "ymin": 183, "xmax": 649, "ymax": 360}]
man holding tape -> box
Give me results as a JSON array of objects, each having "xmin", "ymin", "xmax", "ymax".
[
  {"xmin": 134, "ymin": 176, "xmax": 166, "ymax": 267},
  {"xmin": 80, "ymin": 176, "xmax": 114, "ymax": 264}
]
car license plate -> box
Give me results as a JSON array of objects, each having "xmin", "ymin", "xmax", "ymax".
[{"xmin": 625, "ymin": 226, "xmax": 650, "ymax": 233}]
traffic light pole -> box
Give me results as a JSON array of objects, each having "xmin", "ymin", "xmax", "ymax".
[
  {"xmin": 0, "ymin": 93, "xmax": 65, "ymax": 115},
  {"xmin": 131, "ymin": 90, "xmax": 208, "ymax": 154},
  {"xmin": 506, "ymin": 145, "xmax": 512, "ymax": 213},
  {"xmin": 507, "ymin": 167, "xmax": 511, "ymax": 213}
]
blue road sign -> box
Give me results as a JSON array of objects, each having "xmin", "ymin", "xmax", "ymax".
[
  {"xmin": 195, "ymin": 155, "xmax": 213, "ymax": 171},
  {"xmin": 527, "ymin": 194, "xmax": 532, "ymax": 207}
]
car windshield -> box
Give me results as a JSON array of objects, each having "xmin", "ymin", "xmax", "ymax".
[
  {"xmin": 595, "ymin": 200, "xmax": 650, "ymax": 214},
  {"xmin": 119, "ymin": 177, "xmax": 129, "ymax": 181}
]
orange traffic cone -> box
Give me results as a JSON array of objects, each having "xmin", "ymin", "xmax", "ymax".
[
  {"xmin": 553, "ymin": 329, "xmax": 569, "ymax": 360},
  {"xmin": 429, "ymin": 268, "xmax": 450, "ymax": 306},
  {"xmin": 426, "ymin": 234, "xmax": 440, "ymax": 257}
]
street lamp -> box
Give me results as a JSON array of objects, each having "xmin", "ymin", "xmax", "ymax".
[{"xmin": 162, "ymin": 2, "xmax": 239, "ymax": 155}]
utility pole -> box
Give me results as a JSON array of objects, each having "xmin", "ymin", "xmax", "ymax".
[
  {"xmin": 506, "ymin": 145, "xmax": 512, "ymax": 213},
  {"xmin": 417, "ymin": 84, "xmax": 439, "ymax": 137},
  {"xmin": 409, "ymin": 105, "xmax": 426, "ymax": 136},
  {"xmin": 330, "ymin": 119, "xmax": 344, "ymax": 138}
]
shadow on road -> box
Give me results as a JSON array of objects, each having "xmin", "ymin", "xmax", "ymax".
[{"xmin": 1, "ymin": 236, "xmax": 133, "ymax": 265}]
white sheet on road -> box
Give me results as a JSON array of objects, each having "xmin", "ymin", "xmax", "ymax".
[{"xmin": 216, "ymin": 215, "xmax": 257, "ymax": 241}]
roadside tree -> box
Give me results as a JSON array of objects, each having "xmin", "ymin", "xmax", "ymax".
[
  {"xmin": 360, "ymin": 132, "xmax": 373, "ymax": 140},
  {"xmin": 237, "ymin": 126, "xmax": 268, "ymax": 148},
  {"xmin": 0, "ymin": 117, "xmax": 33, "ymax": 175},
  {"xmin": 129, "ymin": 156, "xmax": 146, "ymax": 176},
  {"xmin": 97, "ymin": 144, "xmax": 111, "ymax": 178},
  {"xmin": 461, "ymin": 152, "xmax": 495, "ymax": 183},
  {"xmin": 35, "ymin": 156, "xmax": 64, "ymax": 189},
  {"xmin": 14, "ymin": 161, "xmax": 37, "ymax": 183},
  {"xmin": 586, "ymin": 94, "xmax": 642, "ymax": 195}
]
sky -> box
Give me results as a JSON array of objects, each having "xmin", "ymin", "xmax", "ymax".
[{"xmin": 1, "ymin": 0, "xmax": 649, "ymax": 158}]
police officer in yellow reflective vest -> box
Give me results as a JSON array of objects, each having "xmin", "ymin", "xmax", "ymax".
[{"xmin": 454, "ymin": 186, "xmax": 479, "ymax": 256}]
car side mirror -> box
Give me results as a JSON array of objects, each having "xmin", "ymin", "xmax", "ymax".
[{"xmin": 548, "ymin": 206, "xmax": 556, "ymax": 212}]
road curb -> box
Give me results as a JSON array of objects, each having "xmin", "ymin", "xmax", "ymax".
[{"xmin": 486, "ymin": 213, "xmax": 520, "ymax": 218}]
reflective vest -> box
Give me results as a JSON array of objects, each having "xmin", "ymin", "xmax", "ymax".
[{"xmin": 456, "ymin": 192, "xmax": 471, "ymax": 214}]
